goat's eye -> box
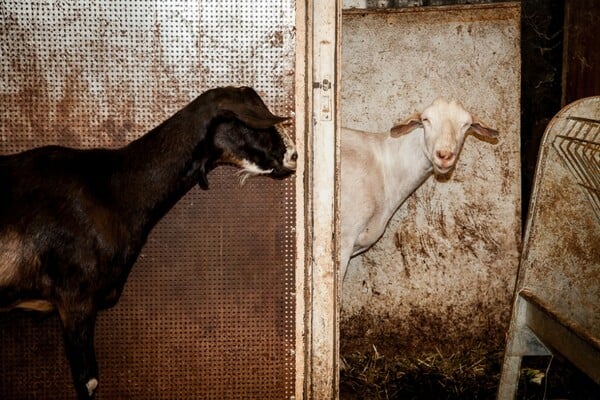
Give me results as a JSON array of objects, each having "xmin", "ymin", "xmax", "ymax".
[{"xmin": 422, "ymin": 118, "xmax": 430, "ymax": 124}]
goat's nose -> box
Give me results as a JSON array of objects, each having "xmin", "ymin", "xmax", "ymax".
[
  {"xmin": 291, "ymin": 151, "xmax": 298, "ymax": 162},
  {"xmin": 436, "ymin": 150, "xmax": 454, "ymax": 161}
]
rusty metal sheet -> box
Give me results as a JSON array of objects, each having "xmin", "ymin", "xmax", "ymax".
[
  {"xmin": 498, "ymin": 97, "xmax": 600, "ymax": 399},
  {"xmin": 519, "ymin": 97, "xmax": 600, "ymax": 339},
  {"xmin": 0, "ymin": 1, "xmax": 297, "ymax": 399},
  {"xmin": 340, "ymin": 3, "xmax": 521, "ymax": 354}
]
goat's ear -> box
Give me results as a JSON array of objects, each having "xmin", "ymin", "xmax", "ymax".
[
  {"xmin": 469, "ymin": 115, "xmax": 499, "ymax": 139},
  {"xmin": 218, "ymin": 89, "xmax": 289, "ymax": 129},
  {"xmin": 390, "ymin": 112, "xmax": 422, "ymax": 137}
]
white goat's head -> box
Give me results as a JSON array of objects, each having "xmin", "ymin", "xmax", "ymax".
[{"xmin": 390, "ymin": 98, "xmax": 499, "ymax": 175}]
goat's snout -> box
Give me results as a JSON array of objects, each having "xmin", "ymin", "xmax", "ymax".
[
  {"xmin": 266, "ymin": 146, "xmax": 296, "ymax": 180},
  {"xmin": 436, "ymin": 149, "xmax": 455, "ymax": 162},
  {"xmin": 283, "ymin": 145, "xmax": 298, "ymax": 171},
  {"xmin": 434, "ymin": 149, "xmax": 456, "ymax": 174}
]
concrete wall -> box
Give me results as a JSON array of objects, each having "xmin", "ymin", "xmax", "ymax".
[{"xmin": 340, "ymin": 4, "xmax": 521, "ymax": 355}]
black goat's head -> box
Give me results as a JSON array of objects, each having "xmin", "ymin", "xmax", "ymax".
[{"xmin": 199, "ymin": 87, "xmax": 297, "ymax": 189}]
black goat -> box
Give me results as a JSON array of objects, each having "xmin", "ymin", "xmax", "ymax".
[{"xmin": 0, "ymin": 86, "xmax": 297, "ymax": 399}]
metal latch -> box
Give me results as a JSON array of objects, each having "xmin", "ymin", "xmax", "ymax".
[
  {"xmin": 314, "ymin": 78, "xmax": 332, "ymax": 121},
  {"xmin": 315, "ymin": 41, "xmax": 333, "ymax": 121},
  {"xmin": 313, "ymin": 79, "xmax": 332, "ymax": 91}
]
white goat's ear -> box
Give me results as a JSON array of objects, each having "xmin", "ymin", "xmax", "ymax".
[
  {"xmin": 390, "ymin": 112, "xmax": 422, "ymax": 137},
  {"xmin": 469, "ymin": 115, "xmax": 499, "ymax": 139}
]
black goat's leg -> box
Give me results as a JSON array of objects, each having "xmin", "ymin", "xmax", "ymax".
[{"xmin": 59, "ymin": 304, "xmax": 100, "ymax": 399}]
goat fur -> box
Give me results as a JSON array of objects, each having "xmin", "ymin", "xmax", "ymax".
[
  {"xmin": 340, "ymin": 98, "xmax": 498, "ymax": 281},
  {"xmin": 0, "ymin": 86, "xmax": 296, "ymax": 399}
]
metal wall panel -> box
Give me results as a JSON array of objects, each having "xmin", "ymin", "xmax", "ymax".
[
  {"xmin": 499, "ymin": 97, "xmax": 600, "ymax": 397},
  {"xmin": 0, "ymin": 1, "xmax": 297, "ymax": 398}
]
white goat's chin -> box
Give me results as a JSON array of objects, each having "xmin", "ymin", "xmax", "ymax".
[
  {"xmin": 237, "ymin": 160, "xmax": 273, "ymax": 186},
  {"xmin": 433, "ymin": 164, "xmax": 453, "ymax": 175}
]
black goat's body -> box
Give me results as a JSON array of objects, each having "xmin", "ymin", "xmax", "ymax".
[
  {"xmin": 1, "ymin": 147, "xmax": 143, "ymax": 311},
  {"xmin": 0, "ymin": 86, "xmax": 296, "ymax": 399}
]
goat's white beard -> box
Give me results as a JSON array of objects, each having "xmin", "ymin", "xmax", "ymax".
[{"xmin": 236, "ymin": 160, "xmax": 273, "ymax": 186}]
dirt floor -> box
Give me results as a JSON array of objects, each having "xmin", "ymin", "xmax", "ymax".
[{"xmin": 340, "ymin": 348, "xmax": 599, "ymax": 399}]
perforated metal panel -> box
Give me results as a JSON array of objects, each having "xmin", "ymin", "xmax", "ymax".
[{"xmin": 0, "ymin": 1, "xmax": 297, "ymax": 398}]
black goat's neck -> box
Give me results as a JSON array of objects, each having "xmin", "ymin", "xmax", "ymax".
[{"xmin": 115, "ymin": 97, "xmax": 218, "ymax": 234}]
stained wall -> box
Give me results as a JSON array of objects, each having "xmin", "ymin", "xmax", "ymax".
[
  {"xmin": 0, "ymin": 1, "xmax": 298, "ymax": 398},
  {"xmin": 340, "ymin": 4, "xmax": 521, "ymax": 355}
]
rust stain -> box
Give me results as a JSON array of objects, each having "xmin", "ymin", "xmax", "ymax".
[
  {"xmin": 269, "ymin": 31, "xmax": 284, "ymax": 47},
  {"xmin": 341, "ymin": 300, "xmax": 509, "ymax": 357}
]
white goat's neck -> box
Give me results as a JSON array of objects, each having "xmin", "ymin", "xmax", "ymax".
[{"xmin": 380, "ymin": 128, "xmax": 433, "ymax": 215}]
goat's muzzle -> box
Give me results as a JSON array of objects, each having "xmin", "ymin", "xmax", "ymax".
[
  {"xmin": 270, "ymin": 165, "xmax": 296, "ymax": 179},
  {"xmin": 433, "ymin": 149, "xmax": 456, "ymax": 175},
  {"xmin": 271, "ymin": 147, "xmax": 297, "ymax": 179}
]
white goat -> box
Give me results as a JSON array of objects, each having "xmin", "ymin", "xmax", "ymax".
[{"xmin": 340, "ymin": 98, "xmax": 498, "ymax": 280}]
